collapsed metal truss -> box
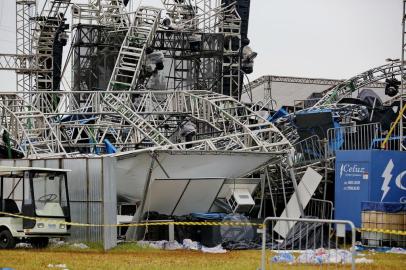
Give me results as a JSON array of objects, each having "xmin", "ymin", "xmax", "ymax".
[
  {"xmin": 313, "ymin": 61, "xmax": 404, "ymax": 107},
  {"xmin": 0, "ymin": 88, "xmax": 291, "ymax": 157},
  {"xmin": 0, "ymin": 93, "xmax": 66, "ymax": 158},
  {"xmin": 28, "ymin": 89, "xmax": 289, "ymax": 154},
  {"xmin": 0, "ymin": 0, "xmax": 292, "ymax": 161},
  {"xmin": 107, "ymin": 6, "xmax": 161, "ymax": 91}
]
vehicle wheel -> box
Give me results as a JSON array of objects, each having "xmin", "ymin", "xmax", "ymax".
[
  {"xmin": 30, "ymin": 237, "xmax": 49, "ymax": 249},
  {"xmin": 0, "ymin": 229, "xmax": 16, "ymax": 249}
]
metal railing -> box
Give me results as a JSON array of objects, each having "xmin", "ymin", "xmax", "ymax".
[
  {"xmin": 260, "ymin": 217, "xmax": 356, "ymax": 270},
  {"xmin": 326, "ymin": 122, "xmax": 381, "ymax": 157},
  {"xmin": 292, "ymin": 135, "xmax": 324, "ymax": 168},
  {"xmin": 305, "ymin": 199, "xmax": 334, "ymax": 220}
]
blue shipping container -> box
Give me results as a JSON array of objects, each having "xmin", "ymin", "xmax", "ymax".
[{"xmin": 335, "ymin": 150, "xmax": 406, "ymax": 227}]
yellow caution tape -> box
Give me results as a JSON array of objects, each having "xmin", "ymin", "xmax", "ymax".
[
  {"xmin": 0, "ymin": 211, "xmax": 262, "ymax": 228},
  {"xmin": 5, "ymin": 211, "xmax": 405, "ymax": 235},
  {"xmin": 358, "ymin": 227, "xmax": 406, "ymax": 236}
]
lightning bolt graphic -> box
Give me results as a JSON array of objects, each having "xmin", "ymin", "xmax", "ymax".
[{"xmin": 381, "ymin": 159, "xmax": 394, "ymax": 202}]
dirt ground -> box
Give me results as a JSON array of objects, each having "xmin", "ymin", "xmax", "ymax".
[{"xmin": 0, "ymin": 244, "xmax": 405, "ymax": 270}]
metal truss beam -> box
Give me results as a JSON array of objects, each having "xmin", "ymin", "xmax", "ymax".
[
  {"xmin": 245, "ymin": 75, "xmax": 386, "ymax": 94},
  {"xmin": 107, "ymin": 6, "xmax": 161, "ymax": 91},
  {"xmin": 0, "ymin": 54, "xmax": 41, "ymax": 72},
  {"xmin": 6, "ymin": 90, "xmax": 291, "ymax": 155},
  {"xmin": 0, "ymin": 93, "xmax": 66, "ymax": 158},
  {"xmin": 314, "ymin": 61, "xmax": 404, "ymax": 107}
]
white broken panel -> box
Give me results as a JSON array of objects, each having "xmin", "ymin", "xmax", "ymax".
[{"xmin": 273, "ymin": 167, "xmax": 323, "ymax": 238}]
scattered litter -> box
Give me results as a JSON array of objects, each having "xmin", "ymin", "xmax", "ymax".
[
  {"xmin": 136, "ymin": 240, "xmax": 226, "ymax": 253},
  {"xmin": 53, "ymin": 241, "xmax": 66, "ymax": 247},
  {"xmin": 16, "ymin": 243, "xmax": 31, "ymax": 249},
  {"xmin": 271, "ymin": 249, "xmax": 356, "ymax": 265},
  {"xmin": 71, "ymin": 243, "xmax": 89, "ymax": 249},
  {"xmin": 271, "ymin": 252, "xmax": 295, "ymax": 263},
  {"xmin": 138, "ymin": 240, "xmax": 182, "ymax": 250},
  {"xmin": 47, "ymin": 263, "xmax": 68, "ymax": 270},
  {"xmin": 201, "ymin": 244, "xmax": 227, "ymax": 254},
  {"xmin": 183, "ymin": 239, "xmax": 200, "ymax": 251},
  {"xmin": 387, "ymin": 247, "xmax": 406, "ymax": 254},
  {"xmin": 137, "ymin": 241, "xmax": 155, "ymax": 248},
  {"xmin": 296, "ymin": 250, "xmax": 321, "ymax": 264},
  {"xmin": 49, "ymin": 239, "xmax": 66, "ymax": 247},
  {"xmin": 163, "ymin": 241, "xmax": 183, "ymax": 250},
  {"xmin": 355, "ymin": 258, "xmax": 374, "ymax": 264},
  {"xmin": 147, "ymin": 241, "xmax": 166, "ymax": 249}
]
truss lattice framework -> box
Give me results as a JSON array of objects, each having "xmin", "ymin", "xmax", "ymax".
[
  {"xmin": 0, "ymin": 94, "xmax": 66, "ymax": 158},
  {"xmin": 107, "ymin": 6, "xmax": 161, "ymax": 91},
  {"xmin": 220, "ymin": 4, "xmax": 241, "ymax": 99},
  {"xmin": 118, "ymin": 90, "xmax": 291, "ymax": 152},
  {"xmin": 0, "ymin": 54, "xmax": 40, "ymax": 72},
  {"xmin": 244, "ymin": 75, "xmax": 386, "ymax": 96},
  {"xmin": 16, "ymin": 0, "xmax": 36, "ymax": 93},
  {"xmin": 29, "ymin": 0, "xmax": 72, "ymax": 115},
  {"xmin": 71, "ymin": 0, "xmax": 129, "ymax": 28},
  {"xmin": 313, "ymin": 61, "xmax": 405, "ymax": 107},
  {"xmin": 161, "ymin": 0, "xmax": 225, "ymax": 33},
  {"xmin": 15, "ymin": 90, "xmax": 290, "ymax": 154},
  {"xmin": 152, "ymin": 31, "xmax": 224, "ymax": 92}
]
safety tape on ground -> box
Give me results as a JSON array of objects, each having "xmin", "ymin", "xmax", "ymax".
[
  {"xmin": 358, "ymin": 228, "xmax": 406, "ymax": 236},
  {"xmin": 0, "ymin": 211, "xmax": 262, "ymax": 228}
]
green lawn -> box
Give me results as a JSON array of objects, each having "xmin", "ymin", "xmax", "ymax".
[{"xmin": 0, "ymin": 243, "xmax": 404, "ymax": 270}]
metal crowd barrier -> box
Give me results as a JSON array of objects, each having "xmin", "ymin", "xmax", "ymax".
[
  {"xmin": 292, "ymin": 135, "xmax": 324, "ymax": 168},
  {"xmin": 260, "ymin": 217, "xmax": 356, "ymax": 270},
  {"xmin": 305, "ymin": 199, "xmax": 334, "ymax": 220},
  {"xmin": 326, "ymin": 122, "xmax": 381, "ymax": 157}
]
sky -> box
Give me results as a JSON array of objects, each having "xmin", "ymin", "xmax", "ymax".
[{"xmin": 0, "ymin": 0, "xmax": 402, "ymax": 91}]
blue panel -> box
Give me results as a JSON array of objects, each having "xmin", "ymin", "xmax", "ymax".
[
  {"xmin": 361, "ymin": 201, "xmax": 406, "ymax": 212},
  {"xmin": 335, "ymin": 150, "xmax": 372, "ymax": 227},
  {"xmin": 335, "ymin": 150, "xmax": 406, "ymax": 228},
  {"xmin": 370, "ymin": 151, "xmax": 406, "ymax": 203}
]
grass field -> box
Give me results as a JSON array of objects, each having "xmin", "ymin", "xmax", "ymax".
[{"xmin": 0, "ymin": 243, "xmax": 405, "ymax": 270}]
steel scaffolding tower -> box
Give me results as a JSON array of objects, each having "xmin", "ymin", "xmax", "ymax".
[
  {"xmin": 31, "ymin": 0, "xmax": 71, "ymax": 113},
  {"xmin": 157, "ymin": 1, "xmax": 230, "ymax": 94},
  {"xmin": 220, "ymin": 5, "xmax": 241, "ymax": 99},
  {"xmin": 16, "ymin": 0, "xmax": 36, "ymax": 95}
]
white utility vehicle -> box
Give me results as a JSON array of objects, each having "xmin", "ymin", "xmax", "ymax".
[{"xmin": 0, "ymin": 167, "xmax": 71, "ymax": 248}]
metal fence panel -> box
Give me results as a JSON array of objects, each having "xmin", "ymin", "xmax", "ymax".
[
  {"xmin": 327, "ymin": 123, "xmax": 382, "ymax": 157},
  {"xmin": 305, "ymin": 199, "xmax": 334, "ymax": 220},
  {"xmin": 292, "ymin": 135, "xmax": 324, "ymax": 168}
]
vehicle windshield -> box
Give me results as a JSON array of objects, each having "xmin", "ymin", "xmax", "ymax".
[{"xmin": 32, "ymin": 172, "xmax": 68, "ymax": 217}]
